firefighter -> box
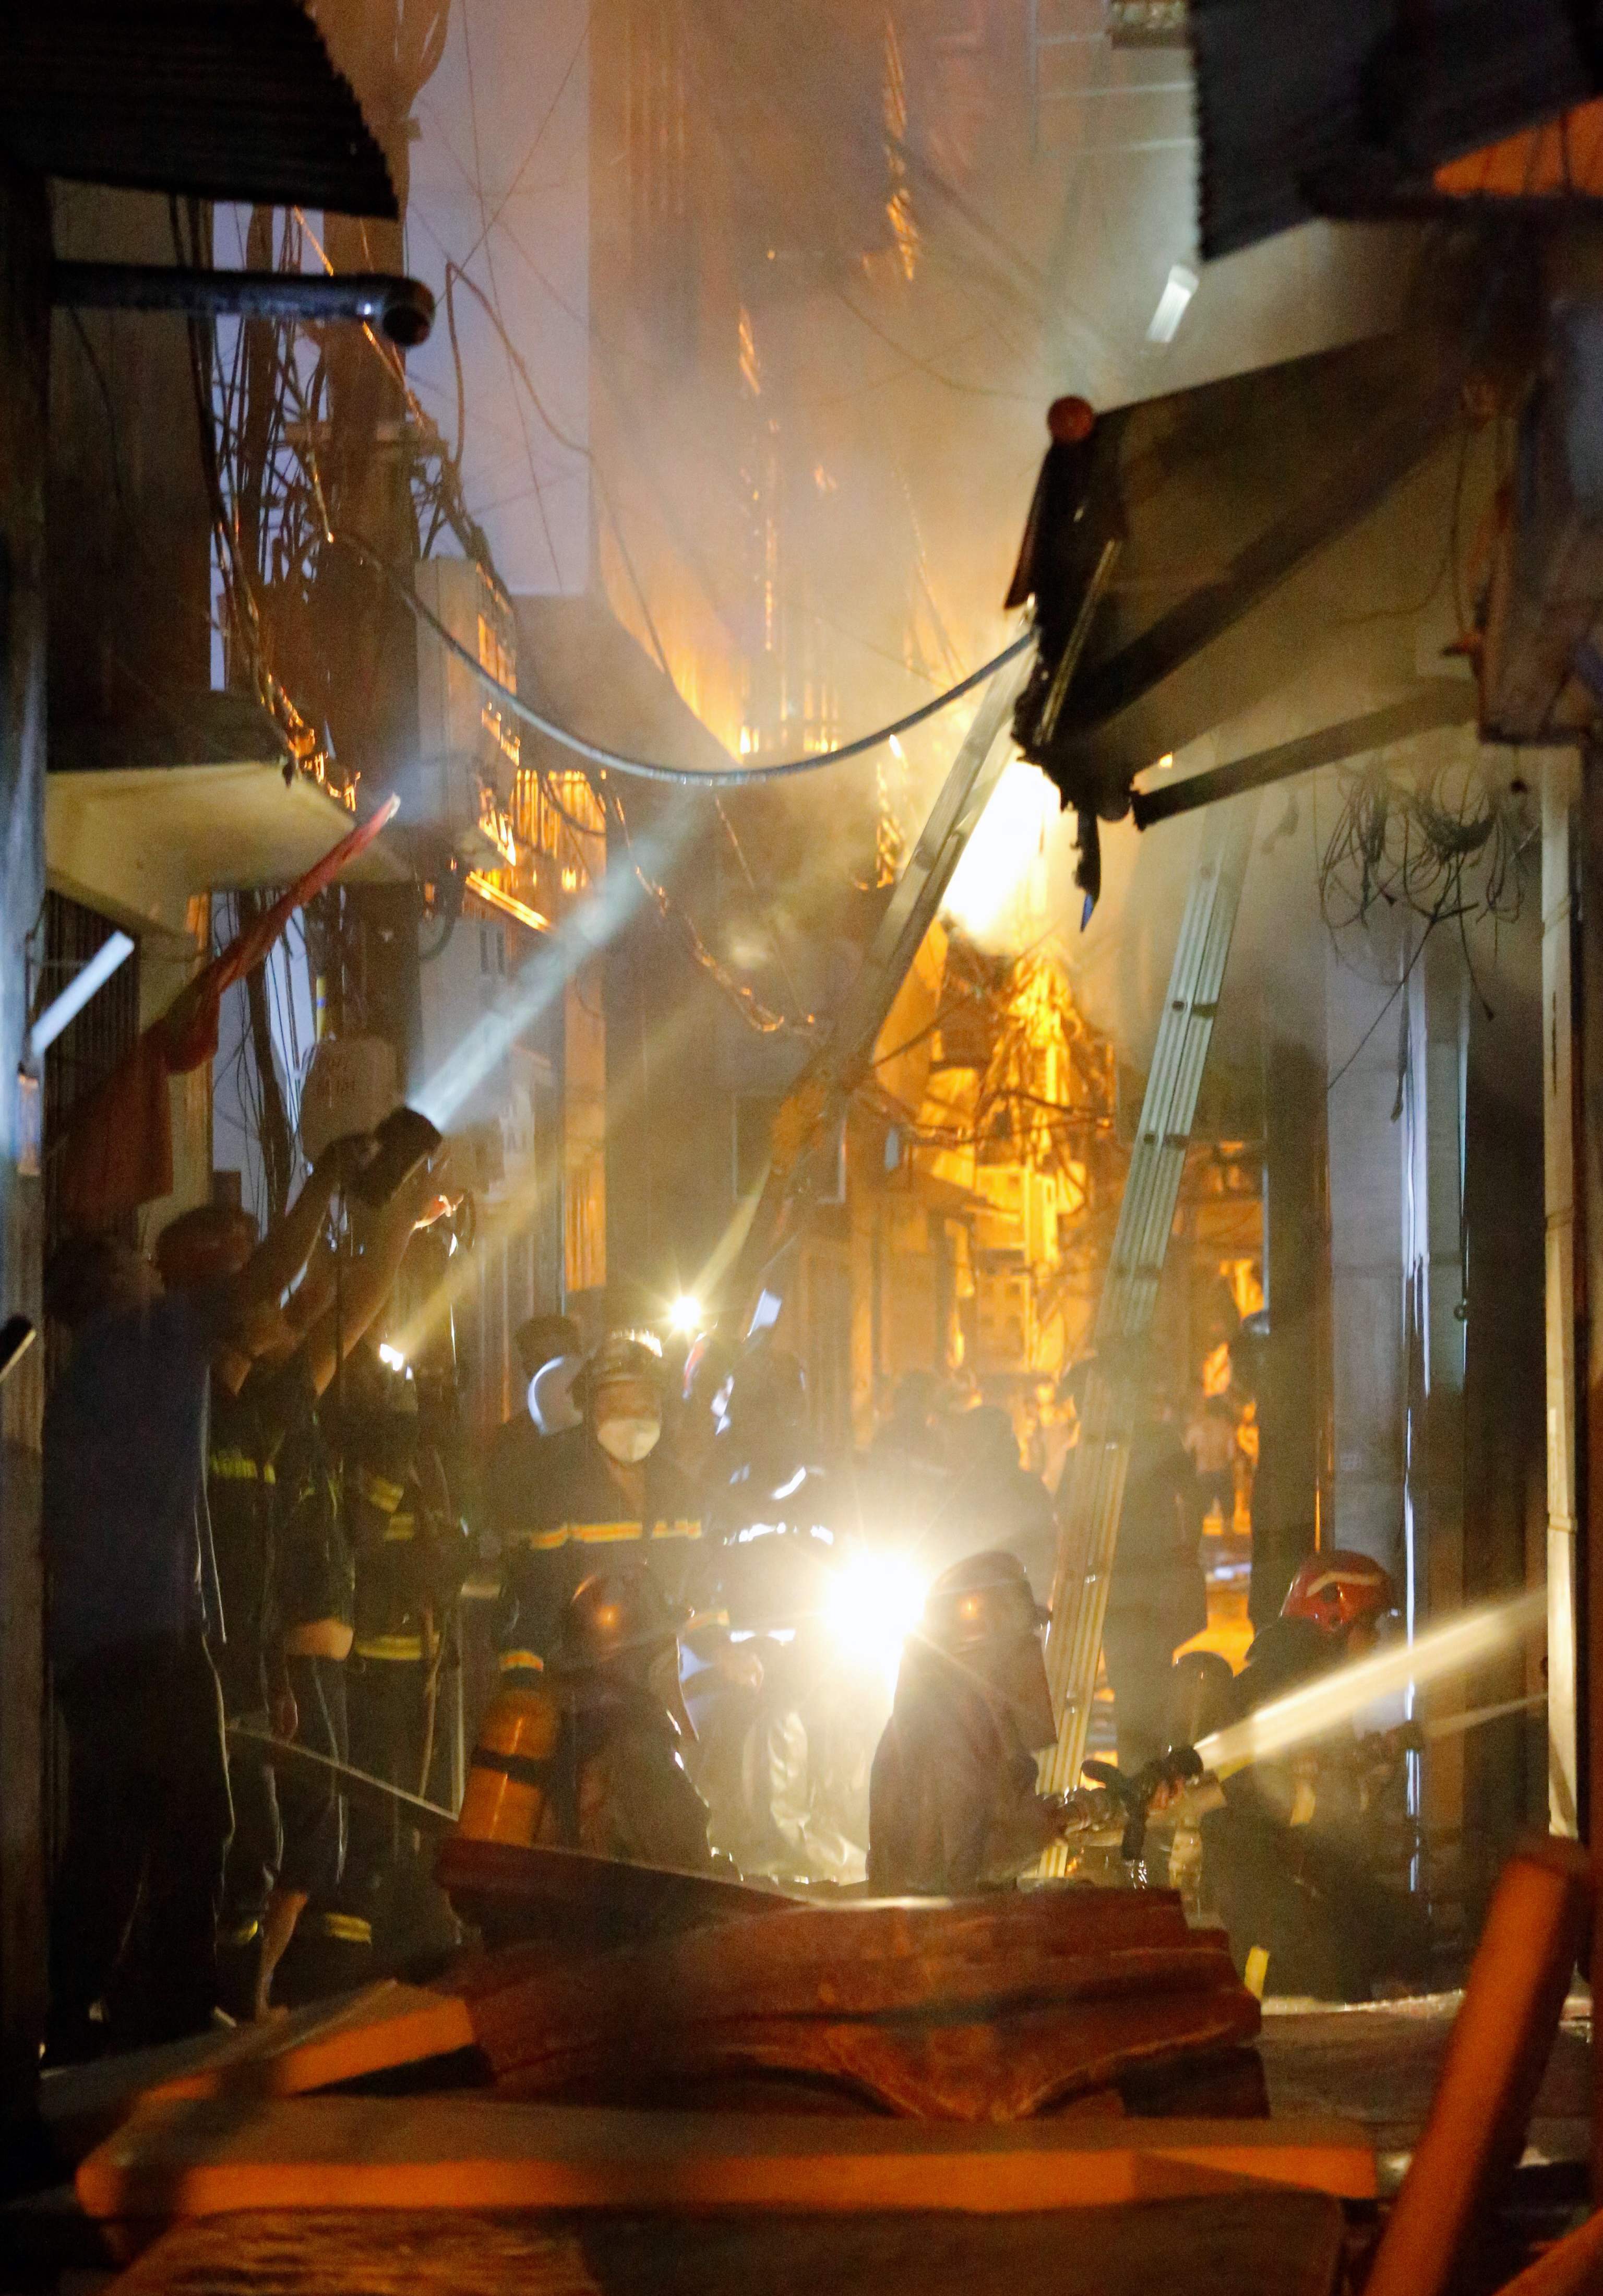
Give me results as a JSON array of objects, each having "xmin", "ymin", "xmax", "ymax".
[
  {"xmin": 498, "ymin": 1334, "xmax": 702, "ymax": 1674},
  {"xmin": 1102, "ymin": 1388, "xmax": 1205, "ymax": 1776},
  {"xmin": 867, "ymin": 1551, "xmax": 1100, "ymax": 1895},
  {"xmin": 690, "ymin": 1344, "xmax": 855, "ymax": 1883},
  {"xmin": 342, "ymin": 1334, "xmax": 469, "ymax": 1952},
  {"xmin": 150, "ymin": 1204, "xmax": 284, "ymax": 2007},
  {"xmin": 1198, "ymin": 1551, "xmax": 1427, "ymax": 1998},
  {"xmin": 543, "ymin": 1569, "xmax": 714, "ymax": 1870}
]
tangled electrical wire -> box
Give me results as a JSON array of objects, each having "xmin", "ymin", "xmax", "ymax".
[{"xmin": 1319, "ymin": 750, "xmax": 1536, "ymax": 947}]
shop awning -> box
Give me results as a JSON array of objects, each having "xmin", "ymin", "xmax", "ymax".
[{"xmin": 48, "ymin": 694, "xmax": 408, "ymax": 936}]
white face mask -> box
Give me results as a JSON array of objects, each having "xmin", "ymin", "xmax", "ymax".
[{"xmin": 596, "ymin": 1412, "xmax": 661, "ymax": 1465}]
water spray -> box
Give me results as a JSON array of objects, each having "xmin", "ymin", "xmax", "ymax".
[{"xmin": 1193, "ymin": 1587, "xmax": 1546, "ymax": 1780}]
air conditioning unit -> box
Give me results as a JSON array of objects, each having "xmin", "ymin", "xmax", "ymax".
[{"xmin": 299, "ymin": 1035, "xmax": 399, "ymax": 1163}]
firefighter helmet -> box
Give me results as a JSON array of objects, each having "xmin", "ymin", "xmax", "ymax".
[
  {"xmin": 1281, "ymin": 1550, "xmax": 1397, "ymax": 1637},
  {"xmin": 554, "ymin": 1568, "xmax": 685, "ymax": 1676},
  {"xmin": 917, "ymin": 1551, "xmax": 1055, "ymax": 1751},
  {"xmin": 922, "ymin": 1550, "xmax": 1048, "ymax": 1656}
]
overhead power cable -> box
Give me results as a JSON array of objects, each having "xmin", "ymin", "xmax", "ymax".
[{"xmin": 341, "ymin": 532, "xmax": 1034, "ymax": 786}]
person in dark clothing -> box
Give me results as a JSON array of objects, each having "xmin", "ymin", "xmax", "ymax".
[
  {"xmin": 939, "ymin": 1405, "xmax": 1058, "ymax": 1592},
  {"xmin": 868, "ymin": 1551, "xmax": 1094, "ymax": 1895},
  {"xmin": 485, "ymin": 1316, "xmax": 582, "ymax": 1566},
  {"xmin": 538, "ymin": 1568, "xmax": 713, "ymax": 1872},
  {"xmin": 43, "ymin": 1148, "xmax": 352, "ymax": 2057},
  {"xmin": 153, "ymin": 1204, "xmax": 285, "ymax": 1984},
  {"xmin": 690, "ymin": 1345, "xmax": 855, "ymax": 1884},
  {"xmin": 499, "ymin": 1334, "xmax": 702, "ymax": 1671},
  {"xmin": 1102, "ymin": 1392, "xmax": 1205, "ymax": 1776},
  {"xmin": 252, "ymin": 1168, "xmax": 444, "ymax": 2016},
  {"xmin": 342, "ymin": 1339, "xmax": 469, "ymax": 1949}
]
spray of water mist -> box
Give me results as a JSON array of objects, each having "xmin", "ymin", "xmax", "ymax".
[{"xmin": 1193, "ymin": 1586, "xmax": 1546, "ymax": 1779}]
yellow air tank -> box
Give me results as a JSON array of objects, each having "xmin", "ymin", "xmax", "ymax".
[{"xmin": 455, "ymin": 1661, "xmax": 561, "ymax": 1848}]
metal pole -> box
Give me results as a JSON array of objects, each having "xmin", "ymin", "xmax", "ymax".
[{"xmin": 50, "ymin": 262, "xmax": 435, "ymax": 348}]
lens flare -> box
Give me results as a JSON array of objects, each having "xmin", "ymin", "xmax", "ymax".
[
  {"xmin": 1194, "ymin": 1587, "xmax": 1546, "ymax": 1779},
  {"xmin": 668, "ymin": 1293, "xmax": 703, "ymax": 1336},
  {"xmin": 824, "ymin": 1551, "xmax": 926, "ymax": 1695}
]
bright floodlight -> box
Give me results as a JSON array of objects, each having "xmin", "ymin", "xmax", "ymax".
[
  {"xmin": 824, "ymin": 1551, "xmax": 927, "ymax": 1698},
  {"xmin": 668, "ymin": 1293, "xmax": 703, "ymax": 1337},
  {"xmin": 378, "ymin": 1341, "xmax": 408, "ymax": 1372}
]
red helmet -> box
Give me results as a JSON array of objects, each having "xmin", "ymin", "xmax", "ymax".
[{"xmin": 1281, "ymin": 1550, "xmax": 1397, "ymax": 1636}]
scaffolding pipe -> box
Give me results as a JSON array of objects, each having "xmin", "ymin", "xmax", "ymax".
[{"xmin": 51, "ymin": 261, "xmax": 435, "ymax": 348}]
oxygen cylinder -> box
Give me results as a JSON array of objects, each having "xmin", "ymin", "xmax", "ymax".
[{"xmin": 454, "ymin": 1671, "xmax": 561, "ymax": 1848}]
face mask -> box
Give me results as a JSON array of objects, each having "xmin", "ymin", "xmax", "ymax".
[{"xmin": 596, "ymin": 1412, "xmax": 661, "ymax": 1465}]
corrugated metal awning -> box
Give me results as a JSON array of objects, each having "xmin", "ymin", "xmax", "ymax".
[{"xmin": 0, "ymin": 4, "xmax": 396, "ymax": 219}]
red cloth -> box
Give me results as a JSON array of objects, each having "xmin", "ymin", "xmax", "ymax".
[{"xmin": 57, "ymin": 795, "xmax": 399, "ymax": 1231}]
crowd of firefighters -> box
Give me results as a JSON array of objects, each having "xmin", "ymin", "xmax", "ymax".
[{"xmin": 38, "ymin": 1127, "xmax": 1423, "ymax": 2066}]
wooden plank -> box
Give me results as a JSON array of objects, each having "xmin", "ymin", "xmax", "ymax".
[
  {"xmin": 491, "ymin": 1989, "xmax": 1261, "ymax": 2121},
  {"xmin": 1364, "ymin": 1840, "xmax": 1594, "ymax": 2296},
  {"xmin": 42, "ymin": 1984, "xmax": 474, "ymax": 2162},
  {"xmin": 76, "ymin": 2094, "xmax": 1376, "ymax": 2220},
  {"xmin": 435, "ymin": 1835, "xmax": 795, "ymax": 1949},
  {"xmin": 104, "ymin": 2195, "xmax": 1349, "ymax": 2296},
  {"xmin": 466, "ymin": 1925, "xmax": 1243, "ymax": 2080},
  {"xmin": 454, "ymin": 1888, "xmax": 1202, "ymax": 2020}
]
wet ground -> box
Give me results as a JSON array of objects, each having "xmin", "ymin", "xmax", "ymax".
[{"xmin": 1258, "ymin": 1989, "xmax": 1593, "ymax": 2185}]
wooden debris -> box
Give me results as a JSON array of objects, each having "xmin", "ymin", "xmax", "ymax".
[
  {"xmin": 461, "ymin": 1888, "xmax": 1258, "ymax": 2120},
  {"xmin": 1362, "ymin": 1838, "xmax": 1595, "ymax": 2296},
  {"xmin": 436, "ymin": 1834, "xmax": 794, "ymax": 1951},
  {"xmin": 76, "ymin": 2093, "xmax": 1376, "ymax": 2220},
  {"xmin": 490, "ymin": 1989, "xmax": 1259, "ymax": 2120},
  {"xmin": 42, "ymin": 1983, "xmax": 475, "ymax": 2163},
  {"xmin": 102, "ymin": 2195, "xmax": 1351, "ymax": 2296}
]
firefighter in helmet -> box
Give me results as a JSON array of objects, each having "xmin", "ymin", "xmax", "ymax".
[
  {"xmin": 498, "ymin": 1335, "xmax": 702, "ymax": 1677},
  {"xmin": 1198, "ymin": 1548, "xmax": 1426, "ymax": 1998},
  {"xmin": 544, "ymin": 1568, "xmax": 713, "ymax": 1872},
  {"xmin": 867, "ymin": 1551, "xmax": 1101, "ymax": 1895},
  {"xmin": 1279, "ymin": 1550, "xmax": 1398, "ymax": 1655}
]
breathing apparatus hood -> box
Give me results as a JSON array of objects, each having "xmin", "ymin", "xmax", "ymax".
[{"xmin": 915, "ymin": 1550, "xmax": 1056, "ymax": 1752}]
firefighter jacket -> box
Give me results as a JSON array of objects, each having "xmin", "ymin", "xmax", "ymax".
[
  {"xmin": 867, "ymin": 1647, "xmax": 1063, "ymax": 1895},
  {"xmin": 349, "ymin": 1447, "xmax": 468, "ymax": 1666},
  {"xmin": 500, "ymin": 1441, "xmax": 702, "ymax": 1668}
]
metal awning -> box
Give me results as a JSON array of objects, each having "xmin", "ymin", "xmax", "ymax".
[
  {"xmin": 0, "ymin": 4, "xmax": 396, "ymax": 218},
  {"xmin": 48, "ymin": 696, "xmax": 407, "ymax": 936}
]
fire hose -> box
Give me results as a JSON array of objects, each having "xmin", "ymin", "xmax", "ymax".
[{"xmin": 228, "ymin": 1723, "xmax": 457, "ymax": 1831}]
